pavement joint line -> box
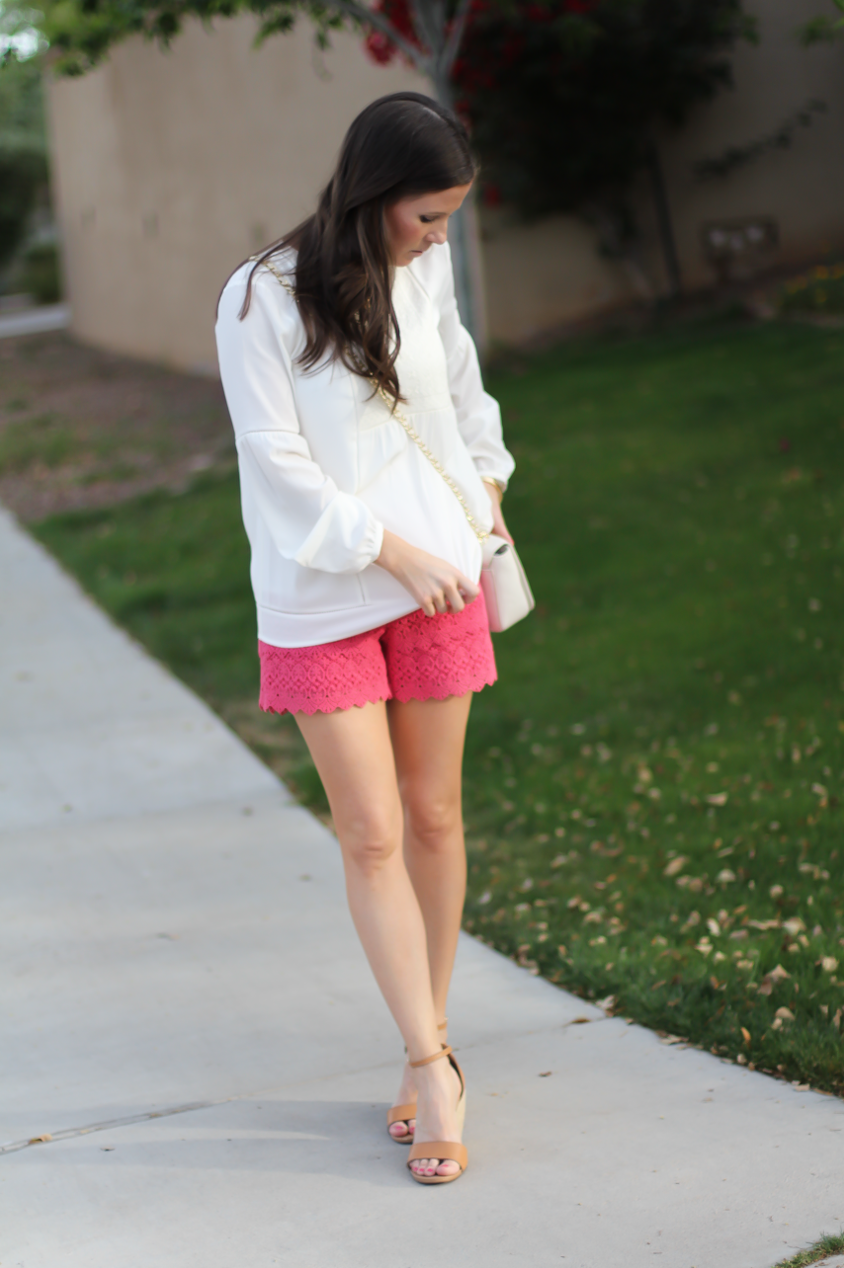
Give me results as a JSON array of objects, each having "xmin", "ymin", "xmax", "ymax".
[
  {"xmin": 0, "ymin": 1099, "xmax": 236, "ymax": 1156},
  {"xmin": 1, "ymin": 1015, "xmax": 613, "ymax": 1157}
]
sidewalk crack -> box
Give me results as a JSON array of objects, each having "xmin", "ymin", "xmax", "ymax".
[{"xmin": 1, "ymin": 1098, "xmax": 234, "ymax": 1156}]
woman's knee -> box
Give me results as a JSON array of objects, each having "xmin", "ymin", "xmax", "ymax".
[
  {"xmin": 403, "ymin": 792, "xmax": 462, "ymax": 852},
  {"xmin": 338, "ymin": 809, "xmax": 403, "ymax": 876}
]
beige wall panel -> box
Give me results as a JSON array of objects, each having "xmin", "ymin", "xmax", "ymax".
[
  {"xmin": 47, "ymin": 18, "xmax": 423, "ymax": 370},
  {"xmin": 481, "ymin": 213, "xmax": 638, "ymax": 345}
]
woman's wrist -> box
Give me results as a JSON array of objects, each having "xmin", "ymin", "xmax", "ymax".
[{"xmin": 375, "ymin": 528, "xmax": 401, "ymax": 575}]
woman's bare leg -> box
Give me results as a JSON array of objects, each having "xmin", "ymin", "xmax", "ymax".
[
  {"xmin": 295, "ymin": 700, "xmax": 463, "ymax": 1176},
  {"xmin": 384, "ymin": 692, "xmax": 472, "ymax": 1152},
  {"xmin": 392, "ymin": 692, "xmax": 472, "ymax": 1015}
]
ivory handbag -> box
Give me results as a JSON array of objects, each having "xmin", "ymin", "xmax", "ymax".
[
  {"xmin": 376, "ymin": 387, "xmax": 535, "ymax": 633},
  {"xmin": 258, "ymin": 256, "xmax": 535, "ymax": 632},
  {"xmin": 479, "ymin": 533, "xmax": 535, "ymax": 632}
]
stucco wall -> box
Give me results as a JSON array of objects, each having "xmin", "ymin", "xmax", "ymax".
[
  {"xmin": 46, "ymin": 1, "xmax": 844, "ymax": 367},
  {"xmin": 47, "ymin": 18, "xmax": 425, "ymax": 371}
]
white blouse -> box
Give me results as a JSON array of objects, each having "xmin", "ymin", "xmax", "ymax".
[{"xmin": 215, "ymin": 241, "xmax": 515, "ymax": 648}]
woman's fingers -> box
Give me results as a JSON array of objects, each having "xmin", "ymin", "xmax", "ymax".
[
  {"xmin": 458, "ymin": 572, "xmax": 480, "ymax": 601},
  {"xmin": 443, "ymin": 580, "xmax": 465, "ymax": 613},
  {"xmin": 375, "ymin": 532, "xmax": 483, "ymax": 616},
  {"xmin": 431, "ymin": 572, "xmax": 479, "ymax": 616}
]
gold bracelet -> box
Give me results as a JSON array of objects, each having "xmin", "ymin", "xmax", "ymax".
[{"xmin": 482, "ymin": 477, "xmax": 506, "ymax": 496}]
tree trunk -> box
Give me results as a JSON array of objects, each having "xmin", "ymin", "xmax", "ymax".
[
  {"xmin": 647, "ymin": 138, "xmax": 682, "ymax": 300},
  {"xmin": 430, "ymin": 55, "xmax": 487, "ymax": 355}
]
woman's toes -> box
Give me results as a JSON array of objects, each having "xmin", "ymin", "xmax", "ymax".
[
  {"xmin": 389, "ymin": 1122, "xmax": 407, "ymax": 1138},
  {"xmin": 436, "ymin": 1159, "xmax": 459, "ymax": 1177}
]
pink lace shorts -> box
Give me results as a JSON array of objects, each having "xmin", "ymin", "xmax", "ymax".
[{"xmin": 258, "ymin": 591, "xmax": 497, "ymax": 716}]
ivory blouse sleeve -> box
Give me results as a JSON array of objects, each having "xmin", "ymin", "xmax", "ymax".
[
  {"xmin": 215, "ymin": 269, "xmax": 384, "ymax": 574},
  {"xmin": 431, "ymin": 242, "xmax": 516, "ymax": 489}
]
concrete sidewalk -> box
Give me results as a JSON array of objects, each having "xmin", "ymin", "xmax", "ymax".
[
  {"xmin": 1, "ymin": 503, "xmax": 841, "ymax": 1268},
  {"xmin": 0, "ymin": 303, "xmax": 70, "ymax": 340}
]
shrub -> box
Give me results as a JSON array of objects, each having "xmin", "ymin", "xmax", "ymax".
[
  {"xmin": 0, "ymin": 145, "xmax": 47, "ymax": 273},
  {"xmin": 15, "ymin": 240, "xmax": 63, "ymax": 303},
  {"xmin": 779, "ymin": 263, "xmax": 844, "ymax": 316}
]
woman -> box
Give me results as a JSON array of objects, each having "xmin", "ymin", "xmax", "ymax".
[{"xmin": 215, "ymin": 91, "xmax": 515, "ymax": 1185}]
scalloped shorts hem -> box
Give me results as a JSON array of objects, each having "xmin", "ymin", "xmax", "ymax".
[{"xmin": 258, "ymin": 590, "xmax": 497, "ymax": 716}]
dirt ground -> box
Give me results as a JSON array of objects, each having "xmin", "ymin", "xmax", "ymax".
[{"xmin": 0, "ymin": 331, "xmax": 235, "ymax": 523}]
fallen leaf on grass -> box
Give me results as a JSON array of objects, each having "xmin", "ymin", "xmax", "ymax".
[
  {"xmin": 741, "ymin": 1027, "xmax": 751, "ymax": 1044},
  {"xmin": 821, "ymin": 956, "xmax": 839, "ymax": 972},
  {"xmin": 663, "ymin": 856, "xmax": 686, "ymax": 877},
  {"xmin": 28, "ymin": 1133, "xmax": 52, "ymax": 1144},
  {"xmin": 538, "ymin": 1071, "xmax": 552, "ymax": 1077}
]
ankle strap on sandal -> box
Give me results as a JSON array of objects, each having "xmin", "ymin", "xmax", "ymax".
[{"xmin": 409, "ymin": 1044, "xmax": 453, "ymax": 1069}]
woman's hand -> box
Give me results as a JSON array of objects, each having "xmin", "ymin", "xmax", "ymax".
[
  {"xmin": 375, "ymin": 531, "xmax": 479, "ymax": 617},
  {"xmin": 483, "ymin": 480, "xmax": 513, "ymax": 544}
]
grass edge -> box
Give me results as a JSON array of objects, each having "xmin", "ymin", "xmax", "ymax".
[{"xmin": 773, "ymin": 1231, "xmax": 844, "ymax": 1268}]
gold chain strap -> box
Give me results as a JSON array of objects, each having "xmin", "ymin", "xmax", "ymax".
[
  {"xmin": 257, "ymin": 256, "xmax": 489, "ymax": 543},
  {"xmin": 372, "ymin": 384, "xmax": 488, "ymax": 542}
]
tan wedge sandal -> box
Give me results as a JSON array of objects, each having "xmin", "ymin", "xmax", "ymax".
[
  {"xmin": 406, "ymin": 1044, "xmax": 467, "ymax": 1185},
  {"xmin": 387, "ymin": 1019, "xmax": 448, "ymax": 1144}
]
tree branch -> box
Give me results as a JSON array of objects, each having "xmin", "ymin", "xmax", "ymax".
[
  {"xmin": 408, "ymin": 0, "xmax": 441, "ymax": 59},
  {"xmin": 324, "ymin": 0, "xmax": 431, "ymax": 70},
  {"xmin": 441, "ymin": 0, "xmax": 470, "ymax": 76}
]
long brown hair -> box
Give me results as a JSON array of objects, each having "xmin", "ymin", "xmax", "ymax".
[{"xmin": 238, "ymin": 92, "xmax": 476, "ymax": 403}]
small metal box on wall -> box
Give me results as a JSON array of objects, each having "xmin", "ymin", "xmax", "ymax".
[{"xmin": 701, "ymin": 217, "xmax": 779, "ymax": 284}]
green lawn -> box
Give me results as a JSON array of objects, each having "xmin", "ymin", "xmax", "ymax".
[{"xmin": 32, "ymin": 316, "xmax": 844, "ymax": 1095}]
